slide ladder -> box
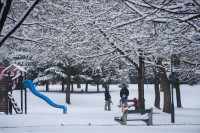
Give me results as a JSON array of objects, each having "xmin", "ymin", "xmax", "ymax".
[
  {"xmin": 22, "ymin": 80, "xmax": 67, "ymax": 114},
  {"xmin": 8, "ymin": 93, "xmax": 22, "ymax": 114}
]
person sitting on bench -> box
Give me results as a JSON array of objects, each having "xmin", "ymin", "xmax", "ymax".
[{"xmin": 128, "ymin": 98, "xmax": 140, "ymax": 110}]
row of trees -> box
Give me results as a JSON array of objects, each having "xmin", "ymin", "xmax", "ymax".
[{"xmin": 0, "ymin": 0, "xmax": 200, "ymax": 113}]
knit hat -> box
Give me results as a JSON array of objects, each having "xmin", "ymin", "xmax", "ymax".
[{"xmin": 133, "ymin": 98, "xmax": 137, "ymax": 102}]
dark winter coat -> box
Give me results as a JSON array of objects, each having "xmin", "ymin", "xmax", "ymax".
[
  {"xmin": 105, "ymin": 90, "xmax": 111, "ymax": 100},
  {"xmin": 120, "ymin": 87, "xmax": 129, "ymax": 99}
]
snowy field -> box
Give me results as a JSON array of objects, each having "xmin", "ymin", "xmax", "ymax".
[{"xmin": 0, "ymin": 84, "xmax": 200, "ymax": 133}]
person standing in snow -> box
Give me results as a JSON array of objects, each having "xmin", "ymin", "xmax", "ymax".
[
  {"xmin": 104, "ymin": 85, "xmax": 112, "ymax": 111},
  {"xmin": 120, "ymin": 84, "xmax": 129, "ymax": 102},
  {"xmin": 118, "ymin": 84, "xmax": 129, "ymax": 110}
]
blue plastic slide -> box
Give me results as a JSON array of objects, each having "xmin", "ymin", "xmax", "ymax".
[{"xmin": 22, "ymin": 80, "xmax": 67, "ymax": 114}]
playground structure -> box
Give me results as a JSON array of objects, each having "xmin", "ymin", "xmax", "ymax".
[
  {"xmin": 0, "ymin": 78, "xmax": 9, "ymax": 114},
  {"xmin": 22, "ymin": 80, "xmax": 67, "ymax": 114},
  {"xmin": 0, "ymin": 64, "xmax": 67, "ymax": 114},
  {"xmin": 0, "ymin": 64, "xmax": 26, "ymax": 114}
]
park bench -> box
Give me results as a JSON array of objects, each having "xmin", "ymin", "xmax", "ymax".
[
  {"xmin": 115, "ymin": 98, "xmax": 153, "ymax": 125},
  {"xmin": 114, "ymin": 108, "xmax": 153, "ymax": 125},
  {"xmin": 115, "ymin": 98, "xmax": 153, "ymax": 126}
]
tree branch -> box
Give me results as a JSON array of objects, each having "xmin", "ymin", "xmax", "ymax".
[
  {"xmin": 0, "ymin": 0, "xmax": 40, "ymax": 48},
  {"xmin": 0, "ymin": 0, "xmax": 13, "ymax": 33},
  {"xmin": 142, "ymin": 0, "xmax": 199, "ymax": 15},
  {"xmin": 98, "ymin": 29, "xmax": 139, "ymax": 70},
  {"xmin": 193, "ymin": 0, "xmax": 200, "ymax": 7}
]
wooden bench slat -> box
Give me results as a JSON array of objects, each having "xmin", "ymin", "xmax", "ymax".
[
  {"xmin": 126, "ymin": 109, "xmax": 151, "ymax": 114},
  {"xmin": 127, "ymin": 118, "xmax": 149, "ymax": 121}
]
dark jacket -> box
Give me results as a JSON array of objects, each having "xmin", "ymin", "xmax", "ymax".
[
  {"xmin": 120, "ymin": 87, "xmax": 129, "ymax": 99},
  {"xmin": 105, "ymin": 90, "xmax": 111, "ymax": 100}
]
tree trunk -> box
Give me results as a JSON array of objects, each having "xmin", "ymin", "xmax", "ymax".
[
  {"xmin": 46, "ymin": 81, "xmax": 49, "ymax": 92},
  {"xmin": 71, "ymin": 81, "xmax": 74, "ymax": 92},
  {"xmin": 85, "ymin": 81, "xmax": 88, "ymax": 92},
  {"xmin": 174, "ymin": 76, "xmax": 182, "ymax": 108},
  {"xmin": 97, "ymin": 83, "xmax": 99, "ymax": 92},
  {"xmin": 77, "ymin": 83, "xmax": 81, "ymax": 88},
  {"xmin": 0, "ymin": 2, "xmax": 3, "ymax": 13},
  {"xmin": 61, "ymin": 78, "xmax": 65, "ymax": 92},
  {"xmin": 66, "ymin": 74, "xmax": 71, "ymax": 104},
  {"xmin": 157, "ymin": 58, "xmax": 171, "ymax": 113},
  {"xmin": 138, "ymin": 55, "xmax": 145, "ymax": 109},
  {"xmin": 154, "ymin": 69, "xmax": 160, "ymax": 109},
  {"xmin": 173, "ymin": 54, "xmax": 182, "ymax": 108},
  {"xmin": 77, "ymin": 79, "xmax": 81, "ymax": 88},
  {"xmin": 161, "ymin": 76, "xmax": 171, "ymax": 113}
]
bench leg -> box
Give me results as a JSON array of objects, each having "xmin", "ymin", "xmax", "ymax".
[
  {"xmin": 114, "ymin": 112, "xmax": 127, "ymax": 125},
  {"xmin": 143, "ymin": 109, "xmax": 153, "ymax": 126},
  {"xmin": 114, "ymin": 118, "xmax": 125, "ymax": 125},
  {"xmin": 149, "ymin": 108, "xmax": 153, "ymax": 125},
  {"xmin": 142, "ymin": 119, "xmax": 150, "ymax": 126},
  {"xmin": 122, "ymin": 113, "xmax": 127, "ymax": 125},
  {"xmin": 147, "ymin": 108, "xmax": 153, "ymax": 126}
]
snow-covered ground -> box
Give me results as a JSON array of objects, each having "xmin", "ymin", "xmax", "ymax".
[{"xmin": 0, "ymin": 84, "xmax": 200, "ymax": 133}]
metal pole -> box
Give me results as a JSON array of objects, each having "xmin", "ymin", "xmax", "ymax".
[
  {"xmin": 20, "ymin": 71, "xmax": 23, "ymax": 113},
  {"xmin": 8, "ymin": 71, "xmax": 12, "ymax": 115},
  {"xmin": 171, "ymin": 55, "xmax": 175, "ymax": 123},
  {"xmin": 24, "ymin": 72, "xmax": 27, "ymax": 114},
  {"xmin": 25, "ymin": 88, "xmax": 27, "ymax": 114},
  {"xmin": 21, "ymin": 85, "xmax": 23, "ymax": 113}
]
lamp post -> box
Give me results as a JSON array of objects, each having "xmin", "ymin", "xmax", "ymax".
[{"xmin": 171, "ymin": 54, "xmax": 175, "ymax": 123}]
